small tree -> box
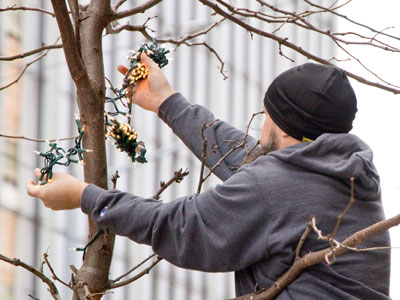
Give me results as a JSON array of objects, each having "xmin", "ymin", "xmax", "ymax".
[{"xmin": 0, "ymin": 1, "xmax": 399, "ymax": 299}]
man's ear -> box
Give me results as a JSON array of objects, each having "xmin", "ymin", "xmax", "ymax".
[{"xmin": 278, "ymin": 127, "xmax": 289, "ymax": 138}]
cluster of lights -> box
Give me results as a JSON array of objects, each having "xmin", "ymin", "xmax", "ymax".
[
  {"xmin": 126, "ymin": 62, "xmax": 150, "ymax": 84},
  {"xmin": 106, "ymin": 117, "xmax": 147, "ymax": 163},
  {"xmin": 124, "ymin": 41, "xmax": 169, "ymax": 85}
]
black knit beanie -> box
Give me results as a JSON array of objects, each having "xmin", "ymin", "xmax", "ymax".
[{"xmin": 264, "ymin": 63, "xmax": 357, "ymax": 142}]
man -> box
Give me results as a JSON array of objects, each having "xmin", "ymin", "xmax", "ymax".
[{"xmin": 27, "ymin": 54, "xmax": 391, "ymax": 299}]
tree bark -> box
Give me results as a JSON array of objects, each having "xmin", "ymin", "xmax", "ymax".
[
  {"xmin": 75, "ymin": 3, "xmax": 115, "ymax": 299},
  {"xmin": 50, "ymin": 1, "xmax": 115, "ymax": 299}
]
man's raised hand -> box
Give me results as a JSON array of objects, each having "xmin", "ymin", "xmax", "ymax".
[{"xmin": 117, "ymin": 53, "xmax": 175, "ymax": 113}]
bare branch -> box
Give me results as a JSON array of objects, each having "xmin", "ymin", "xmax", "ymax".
[
  {"xmin": 67, "ymin": 0, "xmax": 81, "ymax": 56},
  {"xmin": 43, "ymin": 253, "xmax": 71, "ymax": 289},
  {"xmin": 112, "ymin": 0, "xmax": 127, "ymax": 12},
  {"xmin": 259, "ymin": 1, "xmax": 400, "ymax": 83},
  {"xmin": 108, "ymin": 256, "xmax": 162, "ymax": 289},
  {"xmin": 198, "ymin": 0, "xmax": 400, "ymax": 94},
  {"xmin": 156, "ymin": 18, "xmax": 227, "ymax": 79},
  {"xmin": 331, "ymin": 177, "xmax": 355, "ymax": 239},
  {"xmin": 0, "ymin": 37, "xmax": 61, "ymax": 91},
  {"xmin": 0, "ymin": 44, "xmax": 62, "ymax": 61},
  {"xmin": 108, "ymin": 253, "xmax": 156, "ymax": 286},
  {"xmin": 202, "ymin": 111, "xmax": 263, "ymax": 183},
  {"xmin": 110, "ymin": 17, "xmax": 228, "ymax": 79},
  {"xmin": 186, "ymin": 41, "xmax": 228, "ymax": 80},
  {"xmin": 153, "ymin": 168, "xmax": 190, "ymax": 200},
  {"xmin": 0, "ymin": 133, "xmax": 77, "ymax": 143},
  {"xmin": 105, "ymin": 16, "xmax": 156, "ymax": 35},
  {"xmin": 333, "ymin": 39, "xmax": 400, "ymax": 89},
  {"xmin": 0, "ymin": 5, "xmax": 55, "ymax": 17},
  {"xmin": 278, "ymin": 38, "xmax": 295, "ymax": 62},
  {"xmin": 85, "ymin": 291, "xmax": 113, "ymax": 299},
  {"xmin": 115, "ymin": 0, "xmax": 163, "ymax": 20},
  {"xmin": 304, "ymin": 0, "xmax": 400, "ymax": 42},
  {"xmin": 256, "ymin": 0, "xmax": 400, "ymax": 53},
  {"xmin": 111, "ymin": 170, "xmax": 120, "ymax": 189},
  {"xmin": 197, "ymin": 119, "xmax": 220, "ymax": 193},
  {"xmin": 239, "ymin": 140, "xmax": 261, "ymax": 167},
  {"xmin": 232, "ymin": 213, "xmax": 399, "ymax": 300},
  {"xmin": 50, "ymin": 0, "xmax": 87, "ymax": 83},
  {"xmin": 0, "ymin": 254, "xmax": 63, "ymax": 300},
  {"xmin": 294, "ymin": 222, "xmax": 313, "ymax": 261}
]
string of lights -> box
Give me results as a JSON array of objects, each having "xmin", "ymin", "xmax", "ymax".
[
  {"xmin": 35, "ymin": 41, "xmax": 169, "ymax": 185},
  {"xmin": 70, "ymin": 227, "xmax": 105, "ymax": 260},
  {"xmin": 34, "ymin": 118, "xmax": 90, "ymax": 185},
  {"xmin": 105, "ymin": 40, "xmax": 169, "ymax": 162}
]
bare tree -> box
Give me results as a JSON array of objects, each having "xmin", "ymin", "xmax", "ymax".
[{"xmin": 0, "ymin": 1, "xmax": 399, "ymax": 299}]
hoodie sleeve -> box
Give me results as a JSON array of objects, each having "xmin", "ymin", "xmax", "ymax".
[
  {"xmin": 81, "ymin": 165, "xmax": 269, "ymax": 272},
  {"xmin": 158, "ymin": 93, "xmax": 258, "ymax": 181}
]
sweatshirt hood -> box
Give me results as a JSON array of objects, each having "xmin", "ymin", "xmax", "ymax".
[{"xmin": 270, "ymin": 133, "xmax": 380, "ymax": 200}]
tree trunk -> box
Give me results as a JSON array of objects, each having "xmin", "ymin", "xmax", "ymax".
[
  {"xmin": 74, "ymin": 5, "xmax": 115, "ymax": 300},
  {"xmin": 50, "ymin": 1, "xmax": 115, "ymax": 299}
]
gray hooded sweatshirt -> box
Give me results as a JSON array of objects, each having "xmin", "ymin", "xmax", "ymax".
[{"xmin": 81, "ymin": 93, "xmax": 391, "ymax": 299}]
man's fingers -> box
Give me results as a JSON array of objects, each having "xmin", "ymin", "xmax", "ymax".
[
  {"xmin": 117, "ymin": 65, "xmax": 129, "ymax": 75},
  {"xmin": 34, "ymin": 168, "xmax": 41, "ymax": 179},
  {"xmin": 141, "ymin": 52, "xmax": 160, "ymax": 72},
  {"xmin": 26, "ymin": 178, "xmax": 40, "ymax": 197}
]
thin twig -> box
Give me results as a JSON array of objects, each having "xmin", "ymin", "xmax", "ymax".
[
  {"xmin": 153, "ymin": 168, "xmax": 189, "ymax": 200},
  {"xmin": 108, "ymin": 253, "xmax": 156, "ymax": 286},
  {"xmin": 202, "ymin": 111, "xmax": 263, "ymax": 183},
  {"xmin": 105, "ymin": 16, "xmax": 156, "ymax": 35},
  {"xmin": 111, "ymin": 170, "xmax": 120, "ymax": 189},
  {"xmin": 199, "ymin": 0, "xmax": 400, "ymax": 94},
  {"xmin": 0, "ymin": 133, "xmax": 77, "ymax": 143},
  {"xmin": 304, "ymin": 0, "xmax": 400, "ymax": 41},
  {"xmin": 332, "ymin": 177, "xmax": 355, "ymax": 239},
  {"xmin": 0, "ymin": 37, "xmax": 61, "ymax": 91},
  {"xmin": 240, "ymin": 140, "xmax": 260, "ymax": 166},
  {"xmin": 114, "ymin": 17, "xmax": 228, "ymax": 79},
  {"xmin": 114, "ymin": 0, "xmax": 163, "ymax": 20},
  {"xmin": 0, "ymin": 5, "xmax": 55, "ymax": 17},
  {"xmin": 197, "ymin": 120, "xmax": 220, "ymax": 193},
  {"xmin": 333, "ymin": 39, "xmax": 400, "ymax": 89},
  {"xmin": 108, "ymin": 256, "xmax": 162, "ymax": 289},
  {"xmin": 0, "ymin": 254, "xmax": 63, "ymax": 300},
  {"xmin": 43, "ymin": 253, "xmax": 71, "ymax": 289},
  {"xmin": 256, "ymin": 0, "xmax": 400, "ymax": 53},
  {"xmin": 0, "ymin": 44, "xmax": 63, "ymax": 61},
  {"xmin": 294, "ymin": 222, "xmax": 313, "ymax": 261},
  {"xmin": 278, "ymin": 38, "xmax": 295, "ymax": 62}
]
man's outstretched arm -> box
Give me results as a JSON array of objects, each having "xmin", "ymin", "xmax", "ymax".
[{"xmin": 27, "ymin": 164, "xmax": 269, "ymax": 273}]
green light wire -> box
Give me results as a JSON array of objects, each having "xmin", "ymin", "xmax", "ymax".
[
  {"xmin": 105, "ymin": 40, "xmax": 169, "ymax": 163},
  {"xmin": 35, "ymin": 118, "xmax": 89, "ymax": 185}
]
